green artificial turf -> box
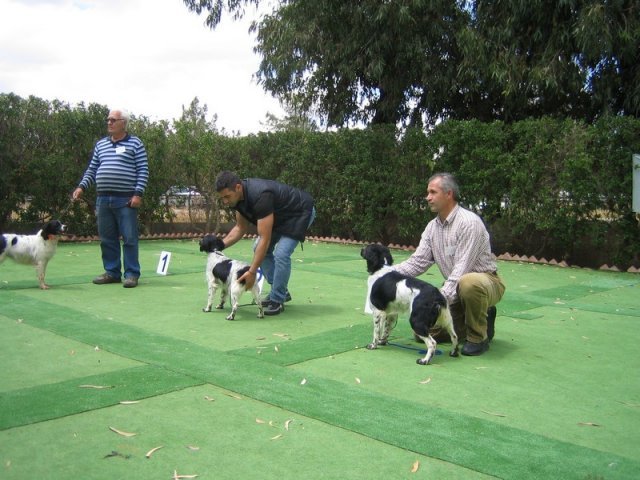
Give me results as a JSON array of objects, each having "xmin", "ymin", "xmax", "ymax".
[{"xmin": 1, "ymin": 239, "xmax": 639, "ymax": 479}]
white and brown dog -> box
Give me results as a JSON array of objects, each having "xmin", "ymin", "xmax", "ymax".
[
  {"xmin": 361, "ymin": 244, "xmax": 459, "ymax": 365},
  {"xmin": 199, "ymin": 234, "xmax": 264, "ymax": 320},
  {"xmin": 0, "ymin": 220, "xmax": 66, "ymax": 289}
]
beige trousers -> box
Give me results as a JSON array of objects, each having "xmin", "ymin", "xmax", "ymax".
[{"xmin": 432, "ymin": 272, "xmax": 506, "ymax": 344}]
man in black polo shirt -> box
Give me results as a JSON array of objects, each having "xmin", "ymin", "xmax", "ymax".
[{"xmin": 215, "ymin": 171, "xmax": 315, "ymax": 315}]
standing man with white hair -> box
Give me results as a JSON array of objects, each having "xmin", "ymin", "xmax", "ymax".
[
  {"xmin": 393, "ymin": 172, "xmax": 505, "ymax": 356},
  {"xmin": 72, "ymin": 108, "xmax": 149, "ymax": 288}
]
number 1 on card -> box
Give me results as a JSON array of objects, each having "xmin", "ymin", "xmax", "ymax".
[{"xmin": 157, "ymin": 251, "xmax": 172, "ymax": 275}]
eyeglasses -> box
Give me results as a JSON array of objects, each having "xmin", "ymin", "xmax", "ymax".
[{"xmin": 107, "ymin": 118, "xmax": 124, "ymax": 124}]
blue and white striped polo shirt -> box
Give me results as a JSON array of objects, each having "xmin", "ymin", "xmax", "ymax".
[{"xmin": 79, "ymin": 134, "xmax": 149, "ymax": 196}]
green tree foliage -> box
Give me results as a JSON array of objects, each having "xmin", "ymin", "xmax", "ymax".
[
  {"xmin": 0, "ymin": 94, "xmax": 107, "ymax": 233},
  {"xmin": 131, "ymin": 115, "xmax": 172, "ymax": 232},
  {"xmin": 262, "ymin": 98, "xmax": 319, "ymax": 132},
  {"xmin": 170, "ymin": 97, "xmax": 232, "ymax": 232},
  {"xmin": 183, "ymin": 0, "xmax": 640, "ymax": 127},
  {"xmin": 461, "ymin": 0, "xmax": 640, "ymax": 121},
  {"xmin": 2, "ymin": 93, "xmax": 638, "ymax": 267}
]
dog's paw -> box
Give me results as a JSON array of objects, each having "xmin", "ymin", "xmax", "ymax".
[
  {"xmin": 257, "ymin": 312, "xmax": 264, "ymax": 319},
  {"xmin": 202, "ymin": 307, "xmax": 212, "ymax": 312},
  {"xmin": 215, "ymin": 304, "xmax": 224, "ymax": 310},
  {"xmin": 225, "ymin": 314, "xmax": 235, "ymax": 321},
  {"xmin": 366, "ymin": 343, "xmax": 378, "ymax": 350},
  {"xmin": 450, "ymin": 349, "xmax": 460, "ymax": 357},
  {"xmin": 416, "ymin": 358, "xmax": 430, "ymax": 365}
]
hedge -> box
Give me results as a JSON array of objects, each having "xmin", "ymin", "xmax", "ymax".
[{"xmin": 1, "ymin": 93, "xmax": 638, "ymax": 268}]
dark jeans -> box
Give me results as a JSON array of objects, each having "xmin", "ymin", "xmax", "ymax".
[{"xmin": 96, "ymin": 196, "xmax": 140, "ymax": 280}]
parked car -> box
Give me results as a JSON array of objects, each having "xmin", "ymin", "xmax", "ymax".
[{"xmin": 161, "ymin": 186, "xmax": 202, "ymax": 207}]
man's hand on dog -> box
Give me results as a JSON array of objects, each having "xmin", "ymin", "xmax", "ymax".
[{"xmin": 239, "ymin": 270, "xmax": 257, "ymax": 289}]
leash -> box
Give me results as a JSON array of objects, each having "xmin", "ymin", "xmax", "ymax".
[{"xmin": 387, "ymin": 342, "xmax": 442, "ymax": 356}]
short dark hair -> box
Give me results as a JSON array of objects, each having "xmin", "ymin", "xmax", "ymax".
[
  {"xmin": 215, "ymin": 171, "xmax": 241, "ymax": 192},
  {"xmin": 429, "ymin": 172, "xmax": 460, "ymax": 201}
]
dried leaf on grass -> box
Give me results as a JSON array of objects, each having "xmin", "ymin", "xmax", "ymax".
[
  {"xmin": 119, "ymin": 400, "xmax": 140, "ymax": 405},
  {"xmin": 355, "ymin": 377, "xmax": 361, "ymax": 384},
  {"xmin": 411, "ymin": 460, "xmax": 420, "ymax": 473},
  {"xmin": 224, "ymin": 393, "xmax": 242, "ymax": 400},
  {"xmin": 271, "ymin": 434, "xmax": 283, "ymax": 440},
  {"xmin": 109, "ymin": 426, "xmax": 137, "ymax": 437},
  {"xmin": 104, "ymin": 450, "xmax": 131, "ymax": 459},
  {"xmin": 285, "ymin": 419, "xmax": 293, "ymax": 431},
  {"xmin": 274, "ymin": 346, "xmax": 279, "ymax": 353},
  {"xmin": 172, "ymin": 470, "xmax": 198, "ymax": 479},
  {"xmin": 273, "ymin": 333, "xmax": 290, "ymax": 338},
  {"xmin": 79, "ymin": 384, "xmax": 113, "ymax": 389},
  {"xmin": 186, "ymin": 445, "xmax": 200, "ymax": 451},
  {"xmin": 203, "ymin": 396, "xmax": 215, "ymax": 402},
  {"xmin": 481, "ymin": 410, "xmax": 507, "ymax": 418},
  {"xmin": 145, "ymin": 446, "xmax": 163, "ymax": 458},
  {"xmin": 578, "ymin": 422, "xmax": 601, "ymax": 427},
  {"xmin": 256, "ymin": 418, "xmax": 266, "ymax": 424},
  {"xmin": 419, "ymin": 377, "xmax": 432, "ymax": 385},
  {"xmin": 300, "ymin": 378, "xmax": 307, "ymax": 385}
]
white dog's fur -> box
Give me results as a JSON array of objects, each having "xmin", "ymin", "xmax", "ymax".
[
  {"xmin": 0, "ymin": 220, "xmax": 66, "ymax": 289},
  {"xmin": 199, "ymin": 234, "xmax": 264, "ymax": 320}
]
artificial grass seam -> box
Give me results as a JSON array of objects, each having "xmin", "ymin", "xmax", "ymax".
[
  {"xmin": 2, "ymin": 291, "xmax": 638, "ymax": 479},
  {"xmin": 0, "ymin": 364, "xmax": 203, "ymax": 431}
]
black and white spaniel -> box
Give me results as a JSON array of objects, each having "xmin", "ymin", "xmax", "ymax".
[
  {"xmin": 0, "ymin": 220, "xmax": 66, "ymax": 289},
  {"xmin": 199, "ymin": 234, "xmax": 264, "ymax": 320},
  {"xmin": 361, "ymin": 244, "xmax": 459, "ymax": 365}
]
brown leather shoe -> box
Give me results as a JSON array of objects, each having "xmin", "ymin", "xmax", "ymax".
[
  {"xmin": 123, "ymin": 277, "xmax": 139, "ymax": 288},
  {"xmin": 93, "ymin": 273, "xmax": 121, "ymax": 285}
]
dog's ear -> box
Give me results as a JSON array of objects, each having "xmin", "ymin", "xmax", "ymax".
[
  {"xmin": 199, "ymin": 236, "xmax": 211, "ymax": 252},
  {"xmin": 374, "ymin": 244, "xmax": 394, "ymax": 267},
  {"xmin": 214, "ymin": 237, "xmax": 226, "ymax": 251},
  {"xmin": 363, "ymin": 244, "xmax": 386, "ymax": 274},
  {"xmin": 41, "ymin": 221, "xmax": 55, "ymax": 239},
  {"xmin": 383, "ymin": 248, "xmax": 394, "ymax": 266}
]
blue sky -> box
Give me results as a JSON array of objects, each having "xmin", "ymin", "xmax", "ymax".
[{"xmin": 0, "ymin": 0, "xmax": 284, "ymax": 134}]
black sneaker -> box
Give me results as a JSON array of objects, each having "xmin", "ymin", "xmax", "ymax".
[
  {"xmin": 263, "ymin": 301, "xmax": 284, "ymax": 316},
  {"xmin": 487, "ymin": 306, "xmax": 497, "ymax": 341},
  {"xmin": 260, "ymin": 292, "xmax": 292, "ymax": 307},
  {"xmin": 461, "ymin": 340, "xmax": 490, "ymax": 356}
]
